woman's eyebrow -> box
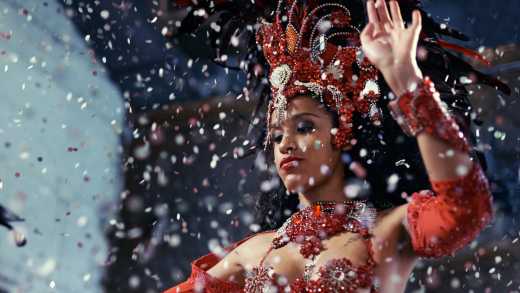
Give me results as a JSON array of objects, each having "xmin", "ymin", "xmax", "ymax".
[
  {"xmin": 271, "ymin": 112, "xmax": 320, "ymax": 128},
  {"xmin": 292, "ymin": 112, "xmax": 320, "ymax": 119}
]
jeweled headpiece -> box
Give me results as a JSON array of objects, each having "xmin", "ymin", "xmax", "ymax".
[
  {"xmin": 173, "ymin": 0, "xmax": 510, "ymax": 154},
  {"xmin": 257, "ymin": 0, "xmax": 382, "ymax": 150}
]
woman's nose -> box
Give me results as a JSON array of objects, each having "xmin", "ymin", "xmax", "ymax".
[{"xmin": 279, "ymin": 134, "xmax": 296, "ymax": 154}]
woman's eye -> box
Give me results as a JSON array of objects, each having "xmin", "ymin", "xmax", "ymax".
[
  {"xmin": 271, "ymin": 132, "xmax": 283, "ymax": 144},
  {"xmin": 296, "ymin": 121, "xmax": 316, "ymax": 134}
]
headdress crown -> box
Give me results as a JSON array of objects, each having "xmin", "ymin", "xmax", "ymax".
[{"xmin": 257, "ymin": 0, "xmax": 382, "ymax": 149}]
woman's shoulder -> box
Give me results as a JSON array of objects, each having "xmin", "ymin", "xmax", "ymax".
[
  {"xmin": 226, "ymin": 229, "xmax": 277, "ymax": 265},
  {"xmin": 204, "ymin": 229, "xmax": 277, "ymax": 285},
  {"xmin": 236, "ymin": 229, "xmax": 277, "ymax": 248},
  {"xmin": 375, "ymin": 203, "xmax": 408, "ymax": 224}
]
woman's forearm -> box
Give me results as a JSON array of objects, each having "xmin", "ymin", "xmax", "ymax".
[
  {"xmin": 382, "ymin": 64, "xmax": 473, "ymax": 181},
  {"xmin": 416, "ymin": 132, "xmax": 473, "ymax": 181}
]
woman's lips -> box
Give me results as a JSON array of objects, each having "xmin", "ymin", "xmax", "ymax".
[{"xmin": 280, "ymin": 158, "xmax": 303, "ymax": 171}]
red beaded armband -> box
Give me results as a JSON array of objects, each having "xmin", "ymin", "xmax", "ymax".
[{"xmin": 387, "ymin": 77, "xmax": 470, "ymax": 153}]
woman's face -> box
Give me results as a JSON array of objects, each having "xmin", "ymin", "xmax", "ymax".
[{"xmin": 269, "ymin": 95, "xmax": 345, "ymax": 194}]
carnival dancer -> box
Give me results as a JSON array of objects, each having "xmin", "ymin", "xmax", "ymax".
[{"xmin": 164, "ymin": 0, "xmax": 509, "ymax": 292}]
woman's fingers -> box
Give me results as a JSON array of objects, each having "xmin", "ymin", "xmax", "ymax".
[
  {"xmin": 412, "ymin": 10, "xmax": 422, "ymax": 29},
  {"xmin": 411, "ymin": 10, "xmax": 422, "ymax": 39},
  {"xmin": 361, "ymin": 22, "xmax": 376, "ymax": 43},
  {"xmin": 384, "ymin": 23, "xmax": 394, "ymax": 34},
  {"xmin": 367, "ymin": 0, "xmax": 379, "ymax": 24},
  {"xmin": 389, "ymin": 1, "xmax": 404, "ymax": 29},
  {"xmin": 375, "ymin": 0, "xmax": 393, "ymax": 27}
]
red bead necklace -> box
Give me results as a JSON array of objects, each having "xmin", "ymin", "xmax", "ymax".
[{"xmin": 272, "ymin": 199, "xmax": 377, "ymax": 260}]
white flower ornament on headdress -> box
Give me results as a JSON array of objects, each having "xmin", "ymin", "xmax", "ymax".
[
  {"xmin": 270, "ymin": 64, "xmax": 292, "ymax": 89},
  {"xmin": 270, "ymin": 64, "xmax": 292, "ymax": 124}
]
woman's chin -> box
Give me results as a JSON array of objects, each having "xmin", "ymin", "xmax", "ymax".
[{"xmin": 283, "ymin": 174, "xmax": 308, "ymax": 193}]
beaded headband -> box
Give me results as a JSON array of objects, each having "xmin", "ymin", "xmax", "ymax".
[{"xmin": 257, "ymin": 0, "xmax": 382, "ymax": 150}]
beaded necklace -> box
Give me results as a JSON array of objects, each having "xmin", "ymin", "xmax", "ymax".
[{"xmin": 271, "ymin": 199, "xmax": 377, "ymax": 281}]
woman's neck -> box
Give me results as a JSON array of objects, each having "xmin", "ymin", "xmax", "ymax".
[{"xmin": 297, "ymin": 162, "xmax": 348, "ymax": 208}]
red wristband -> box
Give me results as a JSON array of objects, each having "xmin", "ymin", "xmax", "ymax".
[{"xmin": 387, "ymin": 77, "xmax": 470, "ymax": 153}]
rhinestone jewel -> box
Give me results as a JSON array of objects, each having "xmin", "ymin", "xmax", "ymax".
[
  {"xmin": 324, "ymin": 63, "xmax": 344, "ymax": 80},
  {"xmin": 273, "ymin": 93, "xmax": 288, "ymax": 122},
  {"xmin": 270, "ymin": 64, "xmax": 292, "ymax": 89},
  {"xmin": 244, "ymin": 265, "xmax": 277, "ymax": 293},
  {"xmin": 361, "ymin": 79, "xmax": 380, "ymax": 96}
]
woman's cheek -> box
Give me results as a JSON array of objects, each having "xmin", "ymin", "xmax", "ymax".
[
  {"xmin": 319, "ymin": 164, "xmax": 332, "ymax": 176},
  {"xmin": 299, "ymin": 136, "xmax": 323, "ymax": 153},
  {"xmin": 297, "ymin": 139, "xmax": 308, "ymax": 152},
  {"xmin": 297, "ymin": 134, "xmax": 323, "ymax": 153},
  {"xmin": 312, "ymin": 139, "xmax": 323, "ymax": 150}
]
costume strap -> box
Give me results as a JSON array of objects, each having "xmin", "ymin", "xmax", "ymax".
[
  {"xmin": 364, "ymin": 233, "xmax": 377, "ymax": 266},
  {"xmin": 259, "ymin": 246, "xmax": 275, "ymax": 267}
]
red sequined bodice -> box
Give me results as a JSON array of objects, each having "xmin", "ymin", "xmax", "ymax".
[
  {"xmin": 245, "ymin": 255, "xmax": 377, "ymax": 293},
  {"xmin": 244, "ymin": 201, "xmax": 379, "ymax": 293}
]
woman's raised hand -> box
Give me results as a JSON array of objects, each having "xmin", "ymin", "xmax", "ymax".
[{"xmin": 360, "ymin": 0, "xmax": 424, "ymax": 94}]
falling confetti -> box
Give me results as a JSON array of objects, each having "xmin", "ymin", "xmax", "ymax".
[{"xmin": 0, "ymin": 0, "xmax": 519, "ymax": 292}]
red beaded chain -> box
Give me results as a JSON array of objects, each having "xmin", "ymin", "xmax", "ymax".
[{"xmin": 272, "ymin": 200, "xmax": 376, "ymax": 259}]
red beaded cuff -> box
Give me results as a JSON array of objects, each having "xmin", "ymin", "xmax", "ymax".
[{"xmin": 387, "ymin": 77, "xmax": 470, "ymax": 153}]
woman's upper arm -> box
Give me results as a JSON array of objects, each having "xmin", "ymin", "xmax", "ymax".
[
  {"xmin": 207, "ymin": 232, "xmax": 272, "ymax": 282},
  {"xmin": 206, "ymin": 245, "xmax": 246, "ymax": 282},
  {"xmin": 370, "ymin": 204, "xmax": 417, "ymax": 263},
  {"xmin": 398, "ymin": 162, "xmax": 493, "ymax": 258}
]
